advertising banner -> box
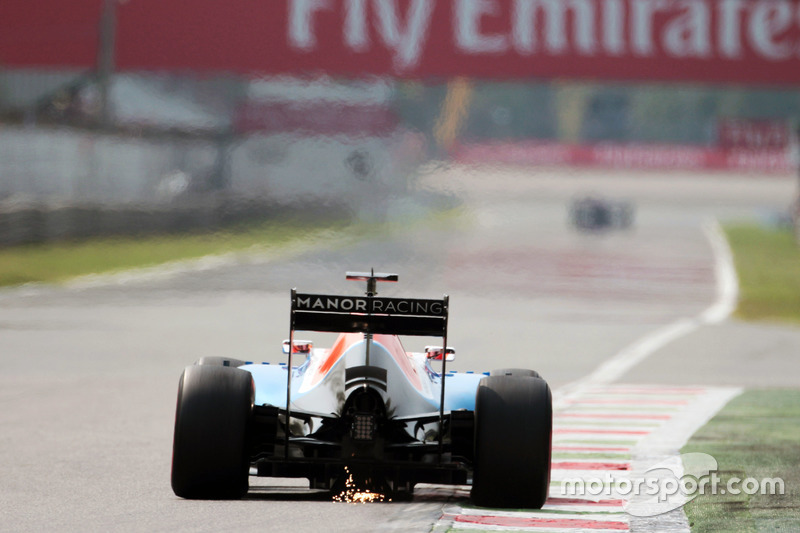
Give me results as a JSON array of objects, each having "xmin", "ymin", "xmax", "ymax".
[
  {"xmin": 453, "ymin": 140, "xmax": 794, "ymax": 172},
  {"xmin": 3, "ymin": 0, "xmax": 800, "ymax": 85}
]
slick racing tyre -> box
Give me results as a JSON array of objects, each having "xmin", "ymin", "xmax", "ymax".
[
  {"xmin": 171, "ymin": 364, "xmax": 253, "ymax": 499},
  {"xmin": 471, "ymin": 375, "xmax": 552, "ymax": 509},
  {"xmin": 490, "ymin": 368, "xmax": 542, "ymax": 379},
  {"xmin": 196, "ymin": 356, "xmax": 247, "ymax": 368}
]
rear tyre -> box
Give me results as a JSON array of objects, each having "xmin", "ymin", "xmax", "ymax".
[
  {"xmin": 196, "ymin": 356, "xmax": 247, "ymax": 368},
  {"xmin": 171, "ymin": 365, "xmax": 253, "ymax": 499},
  {"xmin": 471, "ymin": 376, "xmax": 552, "ymax": 509},
  {"xmin": 490, "ymin": 368, "xmax": 542, "ymax": 379}
]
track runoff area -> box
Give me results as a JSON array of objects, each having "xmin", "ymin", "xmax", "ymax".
[{"xmin": 429, "ymin": 222, "xmax": 743, "ymax": 532}]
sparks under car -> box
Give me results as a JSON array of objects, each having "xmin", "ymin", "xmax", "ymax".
[{"xmin": 171, "ymin": 271, "xmax": 552, "ymax": 508}]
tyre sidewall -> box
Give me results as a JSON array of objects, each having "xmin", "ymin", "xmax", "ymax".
[
  {"xmin": 472, "ymin": 375, "xmax": 552, "ymax": 509},
  {"xmin": 171, "ymin": 365, "xmax": 253, "ymax": 499}
]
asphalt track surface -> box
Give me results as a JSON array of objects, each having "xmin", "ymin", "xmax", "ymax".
[{"xmin": 1, "ymin": 166, "xmax": 798, "ymax": 532}]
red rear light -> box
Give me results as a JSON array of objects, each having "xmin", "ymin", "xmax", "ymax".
[{"xmin": 282, "ymin": 339, "xmax": 313, "ymax": 354}]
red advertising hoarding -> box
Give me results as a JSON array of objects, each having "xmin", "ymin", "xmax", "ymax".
[
  {"xmin": 452, "ymin": 140, "xmax": 794, "ymax": 173},
  {"xmin": 2, "ymin": 0, "xmax": 800, "ymax": 85},
  {"xmin": 0, "ymin": 0, "xmax": 103, "ymax": 69},
  {"xmin": 717, "ymin": 119, "xmax": 791, "ymax": 149}
]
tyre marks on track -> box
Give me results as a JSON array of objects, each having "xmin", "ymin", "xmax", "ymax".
[
  {"xmin": 446, "ymin": 247, "xmax": 715, "ymax": 303},
  {"xmin": 432, "ymin": 384, "xmax": 740, "ymax": 533}
]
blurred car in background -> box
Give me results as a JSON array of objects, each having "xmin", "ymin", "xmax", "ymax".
[{"xmin": 570, "ymin": 196, "xmax": 635, "ymax": 231}]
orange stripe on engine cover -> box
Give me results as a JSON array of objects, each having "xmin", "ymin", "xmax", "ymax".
[
  {"xmin": 373, "ymin": 334, "xmax": 424, "ymax": 392},
  {"xmin": 305, "ymin": 333, "xmax": 362, "ymax": 388},
  {"xmin": 304, "ymin": 333, "xmax": 425, "ymax": 393}
]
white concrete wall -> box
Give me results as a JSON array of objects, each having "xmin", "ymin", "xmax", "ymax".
[{"xmin": 0, "ymin": 127, "xmax": 218, "ymax": 204}]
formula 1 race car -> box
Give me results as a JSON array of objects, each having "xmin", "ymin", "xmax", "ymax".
[
  {"xmin": 570, "ymin": 195, "xmax": 635, "ymax": 231},
  {"xmin": 171, "ymin": 271, "xmax": 552, "ymax": 508}
]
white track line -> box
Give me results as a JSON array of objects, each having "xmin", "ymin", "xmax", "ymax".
[
  {"xmin": 554, "ymin": 219, "xmax": 738, "ymax": 409},
  {"xmin": 700, "ymin": 219, "xmax": 740, "ymax": 324}
]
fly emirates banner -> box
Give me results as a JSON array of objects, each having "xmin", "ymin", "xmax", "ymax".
[{"xmin": 4, "ymin": 0, "xmax": 800, "ymax": 84}]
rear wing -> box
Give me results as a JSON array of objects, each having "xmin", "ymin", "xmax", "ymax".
[{"xmin": 291, "ymin": 292, "xmax": 448, "ymax": 337}]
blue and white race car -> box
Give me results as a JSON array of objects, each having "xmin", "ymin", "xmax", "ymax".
[{"xmin": 171, "ymin": 271, "xmax": 552, "ymax": 508}]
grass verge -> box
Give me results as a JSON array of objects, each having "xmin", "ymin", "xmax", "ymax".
[
  {"xmin": 0, "ymin": 206, "xmax": 467, "ymax": 288},
  {"xmin": 0, "ymin": 217, "xmax": 349, "ymax": 287},
  {"xmin": 724, "ymin": 223, "xmax": 800, "ymax": 324},
  {"xmin": 681, "ymin": 389, "xmax": 800, "ymax": 533}
]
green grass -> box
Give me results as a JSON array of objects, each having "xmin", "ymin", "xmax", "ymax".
[
  {"xmin": 724, "ymin": 224, "xmax": 800, "ymax": 324},
  {"xmin": 682, "ymin": 389, "xmax": 800, "ymax": 533},
  {"xmin": 0, "ymin": 217, "xmax": 349, "ymax": 287},
  {"xmin": 0, "ymin": 206, "xmax": 467, "ymax": 288}
]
